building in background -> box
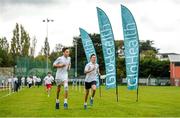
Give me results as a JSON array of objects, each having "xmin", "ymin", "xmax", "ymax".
[
  {"xmin": 168, "ymin": 55, "xmax": 180, "ymax": 86},
  {"xmin": 156, "ymin": 53, "xmax": 178, "ymax": 61}
]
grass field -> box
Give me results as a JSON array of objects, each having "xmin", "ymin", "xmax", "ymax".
[
  {"xmin": 0, "ymin": 89, "xmax": 9, "ymax": 98},
  {"xmin": 0, "ymin": 85, "xmax": 180, "ymax": 117}
]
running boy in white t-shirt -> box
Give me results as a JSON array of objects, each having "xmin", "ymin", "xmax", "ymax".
[
  {"xmin": 84, "ymin": 54, "xmax": 100, "ymax": 109},
  {"xmin": 53, "ymin": 47, "xmax": 71, "ymax": 109}
]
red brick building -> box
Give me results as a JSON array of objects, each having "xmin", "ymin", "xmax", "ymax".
[{"xmin": 169, "ymin": 55, "xmax": 180, "ymax": 86}]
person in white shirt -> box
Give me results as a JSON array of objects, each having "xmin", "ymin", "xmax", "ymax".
[
  {"xmin": 53, "ymin": 47, "xmax": 71, "ymax": 109},
  {"xmin": 8, "ymin": 77, "xmax": 13, "ymax": 93},
  {"xmin": 27, "ymin": 76, "xmax": 33, "ymax": 88},
  {"xmin": 33, "ymin": 76, "xmax": 37, "ymax": 87},
  {"xmin": 36, "ymin": 77, "xmax": 41, "ymax": 87},
  {"xmin": 44, "ymin": 72, "xmax": 54, "ymax": 97},
  {"xmin": 1, "ymin": 80, "xmax": 4, "ymax": 88},
  {"xmin": 13, "ymin": 77, "xmax": 18, "ymax": 92},
  {"xmin": 84, "ymin": 54, "xmax": 100, "ymax": 109},
  {"xmin": 21, "ymin": 77, "xmax": 25, "ymax": 88}
]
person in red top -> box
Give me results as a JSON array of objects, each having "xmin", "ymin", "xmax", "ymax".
[{"xmin": 44, "ymin": 72, "xmax": 54, "ymax": 97}]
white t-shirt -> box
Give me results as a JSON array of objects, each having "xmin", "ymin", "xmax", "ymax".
[
  {"xmin": 8, "ymin": 78, "xmax": 12, "ymax": 83},
  {"xmin": 21, "ymin": 77, "xmax": 25, "ymax": 83},
  {"xmin": 2, "ymin": 80, "xmax": 4, "ymax": 84},
  {"xmin": 44, "ymin": 76, "xmax": 54, "ymax": 85},
  {"xmin": 84, "ymin": 62, "xmax": 99, "ymax": 82},
  {"xmin": 13, "ymin": 77, "xmax": 18, "ymax": 83},
  {"xmin": 33, "ymin": 76, "xmax": 37, "ymax": 83},
  {"xmin": 36, "ymin": 78, "xmax": 41, "ymax": 83},
  {"xmin": 53, "ymin": 55, "xmax": 71, "ymax": 81},
  {"xmin": 27, "ymin": 77, "xmax": 33, "ymax": 84}
]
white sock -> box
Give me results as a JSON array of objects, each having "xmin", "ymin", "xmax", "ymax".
[
  {"xmin": 56, "ymin": 99, "xmax": 59, "ymax": 103},
  {"xmin": 84, "ymin": 102, "xmax": 87, "ymax": 105},
  {"xmin": 64, "ymin": 99, "xmax": 67, "ymax": 103}
]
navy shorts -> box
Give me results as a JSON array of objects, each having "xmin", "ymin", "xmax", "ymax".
[{"xmin": 85, "ymin": 81, "xmax": 96, "ymax": 90}]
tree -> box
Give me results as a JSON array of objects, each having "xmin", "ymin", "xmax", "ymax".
[
  {"xmin": 141, "ymin": 50, "xmax": 157, "ymax": 59},
  {"xmin": 44, "ymin": 37, "xmax": 50, "ymax": 56},
  {"xmin": 30, "ymin": 36, "xmax": 37, "ymax": 57},
  {"xmin": 54, "ymin": 43, "xmax": 64, "ymax": 53},
  {"xmin": 140, "ymin": 58, "xmax": 170, "ymax": 78},
  {"xmin": 49, "ymin": 43, "xmax": 64, "ymax": 64},
  {"xmin": 10, "ymin": 23, "xmax": 21, "ymax": 64},
  {"xmin": 37, "ymin": 37, "xmax": 50, "ymax": 64},
  {"xmin": 116, "ymin": 57, "xmax": 126, "ymax": 78},
  {"xmin": 38, "ymin": 46, "xmax": 44, "ymax": 56},
  {"xmin": 140, "ymin": 40, "xmax": 158, "ymax": 53},
  {"xmin": 10, "ymin": 23, "xmax": 31, "ymax": 65},
  {"xmin": 0, "ymin": 37, "xmax": 11, "ymax": 67},
  {"xmin": 20, "ymin": 25, "xmax": 31, "ymax": 56},
  {"xmin": 0, "ymin": 37, "xmax": 9, "ymax": 52},
  {"xmin": 35, "ymin": 55, "xmax": 47, "ymax": 62}
]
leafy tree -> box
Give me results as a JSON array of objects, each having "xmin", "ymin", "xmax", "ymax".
[
  {"xmin": 30, "ymin": 36, "xmax": 37, "ymax": 57},
  {"xmin": 140, "ymin": 58, "xmax": 169, "ymax": 78},
  {"xmin": 44, "ymin": 37, "xmax": 50, "ymax": 56},
  {"xmin": 0, "ymin": 37, "xmax": 9, "ymax": 52},
  {"xmin": 20, "ymin": 25, "xmax": 31, "ymax": 56},
  {"xmin": 0, "ymin": 37, "xmax": 10, "ymax": 67},
  {"xmin": 140, "ymin": 40, "xmax": 158, "ymax": 53},
  {"xmin": 10, "ymin": 23, "xmax": 21, "ymax": 64},
  {"xmin": 141, "ymin": 50, "xmax": 157, "ymax": 59},
  {"xmin": 10, "ymin": 23, "xmax": 31, "ymax": 65},
  {"xmin": 49, "ymin": 43, "xmax": 64, "ymax": 64}
]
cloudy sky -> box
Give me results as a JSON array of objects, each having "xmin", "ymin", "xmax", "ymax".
[{"xmin": 0, "ymin": 0, "xmax": 180, "ymax": 55}]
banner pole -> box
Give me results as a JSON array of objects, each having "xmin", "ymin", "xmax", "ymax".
[
  {"xmin": 136, "ymin": 86, "xmax": 139, "ymax": 102},
  {"xmin": 136, "ymin": 38, "xmax": 140, "ymax": 102},
  {"xmin": 115, "ymin": 45, "xmax": 119, "ymax": 102},
  {"xmin": 116, "ymin": 78, "xmax": 119, "ymax": 102},
  {"xmin": 99, "ymin": 75, "xmax": 101, "ymax": 98}
]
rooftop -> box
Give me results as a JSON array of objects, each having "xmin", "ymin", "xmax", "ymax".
[{"xmin": 168, "ymin": 55, "xmax": 180, "ymax": 62}]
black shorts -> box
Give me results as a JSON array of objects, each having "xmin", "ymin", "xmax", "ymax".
[{"xmin": 85, "ymin": 81, "xmax": 96, "ymax": 90}]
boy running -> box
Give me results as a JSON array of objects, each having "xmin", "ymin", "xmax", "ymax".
[
  {"xmin": 53, "ymin": 47, "xmax": 71, "ymax": 109},
  {"xmin": 84, "ymin": 54, "xmax": 100, "ymax": 109},
  {"xmin": 44, "ymin": 72, "xmax": 54, "ymax": 97}
]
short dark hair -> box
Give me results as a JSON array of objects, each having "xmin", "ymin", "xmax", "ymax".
[
  {"xmin": 47, "ymin": 72, "xmax": 51, "ymax": 74},
  {"xmin": 62, "ymin": 47, "xmax": 69, "ymax": 52},
  {"xmin": 90, "ymin": 54, "xmax": 96, "ymax": 58}
]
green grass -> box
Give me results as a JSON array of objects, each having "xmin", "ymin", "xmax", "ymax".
[
  {"xmin": 0, "ymin": 89, "xmax": 9, "ymax": 97},
  {"xmin": 0, "ymin": 86, "xmax": 180, "ymax": 117}
]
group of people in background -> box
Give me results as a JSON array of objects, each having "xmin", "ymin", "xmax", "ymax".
[
  {"xmin": 26, "ymin": 76, "xmax": 42, "ymax": 88},
  {"xmin": 0, "ymin": 75, "xmax": 43, "ymax": 93},
  {"xmin": 0, "ymin": 76, "xmax": 22, "ymax": 93}
]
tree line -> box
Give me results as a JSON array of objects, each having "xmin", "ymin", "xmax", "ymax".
[{"xmin": 0, "ymin": 23, "xmax": 170, "ymax": 78}]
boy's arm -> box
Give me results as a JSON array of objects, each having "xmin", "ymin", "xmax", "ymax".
[
  {"xmin": 52, "ymin": 76, "xmax": 55, "ymax": 82},
  {"xmin": 53, "ymin": 64, "xmax": 66, "ymax": 68},
  {"xmin": 84, "ymin": 65, "xmax": 95, "ymax": 74},
  {"xmin": 53, "ymin": 57, "xmax": 66, "ymax": 68}
]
